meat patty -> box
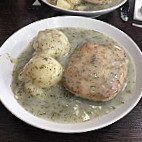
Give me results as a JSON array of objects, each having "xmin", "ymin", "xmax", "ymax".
[
  {"xmin": 63, "ymin": 43, "xmax": 128, "ymax": 101},
  {"xmin": 85, "ymin": 0, "xmax": 112, "ymax": 4}
]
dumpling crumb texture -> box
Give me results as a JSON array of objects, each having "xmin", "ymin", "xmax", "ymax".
[
  {"xmin": 19, "ymin": 55, "xmax": 63, "ymax": 88},
  {"xmin": 33, "ymin": 29, "xmax": 70, "ymax": 58}
]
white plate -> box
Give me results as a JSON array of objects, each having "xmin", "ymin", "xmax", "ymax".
[
  {"xmin": 41, "ymin": 0, "xmax": 127, "ymax": 17},
  {"xmin": 0, "ymin": 16, "xmax": 142, "ymax": 133}
]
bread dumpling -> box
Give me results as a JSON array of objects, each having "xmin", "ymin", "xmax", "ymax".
[
  {"xmin": 56, "ymin": 0, "xmax": 81, "ymax": 9},
  {"xmin": 19, "ymin": 55, "xmax": 63, "ymax": 88},
  {"xmin": 33, "ymin": 29, "xmax": 70, "ymax": 58},
  {"xmin": 67, "ymin": 0, "xmax": 82, "ymax": 5},
  {"xmin": 24, "ymin": 82, "xmax": 43, "ymax": 96},
  {"xmin": 57, "ymin": 0, "xmax": 71, "ymax": 9}
]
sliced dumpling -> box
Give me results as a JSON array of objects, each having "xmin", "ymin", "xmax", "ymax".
[
  {"xmin": 67, "ymin": 0, "xmax": 82, "ymax": 5},
  {"xmin": 33, "ymin": 29, "xmax": 70, "ymax": 58},
  {"xmin": 24, "ymin": 82, "xmax": 43, "ymax": 96},
  {"xmin": 57, "ymin": 0, "xmax": 71, "ymax": 9},
  {"xmin": 19, "ymin": 55, "xmax": 63, "ymax": 88},
  {"xmin": 76, "ymin": 5, "xmax": 87, "ymax": 11}
]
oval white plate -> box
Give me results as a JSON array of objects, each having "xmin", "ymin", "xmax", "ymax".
[
  {"xmin": 41, "ymin": 0, "xmax": 126, "ymax": 17},
  {"xmin": 0, "ymin": 16, "xmax": 142, "ymax": 133}
]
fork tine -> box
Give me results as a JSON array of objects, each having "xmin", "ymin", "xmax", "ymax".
[
  {"xmin": 33, "ymin": 0, "xmax": 41, "ymax": 6},
  {"xmin": 28, "ymin": 0, "xmax": 41, "ymax": 10}
]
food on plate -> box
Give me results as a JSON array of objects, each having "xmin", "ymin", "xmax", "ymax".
[
  {"xmin": 19, "ymin": 55, "xmax": 63, "ymax": 88},
  {"xmin": 24, "ymin": 82, "xmax": 44, "ymax": 96},
  {"xmin": 55, "ymin": 0, "xmax": 82, "ymax": 9},
  {"xmin": 68, "ymin": 0, "xmax": 82, "ymax": 5},
  {"xmin": 47, "ymin": 0, "xmax": 120, "ymax": 11},
  {"xmin": 56, "ymin": 0, "xmax": 82, "ymax": 9},
  {"xmin": 85, "ymin": 0, "xmax": 112, "ymax": 4},
  {"xmin": 63, "ymin": 43, "xmax": 128, "ymax": 101},
  {"xmin": 12, "ymin": 28, "xmax": 135, "ymax": 123},
  {"xmin": 57, "ymin": 0, "xmax": 72, "ymax": 9},
  {"xmin": 33, "ymin": 29, "xmax": 70, "ymax": 58}
]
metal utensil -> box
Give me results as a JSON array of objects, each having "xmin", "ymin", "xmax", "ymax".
[
  {"xmin": 120, "ymin": 0, "xmax": 130, "ymax": 22},
  {"xmin": 132, "ymin": 23, "xmax": 142, "ymax": 28},
  {"xmin": 29, "ymin": 0, "xmax": 41, "ymax": 9}
]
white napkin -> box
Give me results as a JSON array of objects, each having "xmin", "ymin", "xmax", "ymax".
[{"xmin": 134, "ymin": 0, "xmax": 142, "ymax": 21}]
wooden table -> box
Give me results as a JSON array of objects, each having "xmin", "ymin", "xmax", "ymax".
[{"xmin": 0, "ymin": 0, "xmax": 142, "ymax": 141}]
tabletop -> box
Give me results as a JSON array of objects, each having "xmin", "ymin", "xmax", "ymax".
[{"xmin": 0, "ymin": 0, "xmax": 142, "ymax": 142}]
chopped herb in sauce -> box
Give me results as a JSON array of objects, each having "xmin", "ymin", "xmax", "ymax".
[{"xmin": 11, "ymin": 28, "xmax": 136, "ymax": 123}]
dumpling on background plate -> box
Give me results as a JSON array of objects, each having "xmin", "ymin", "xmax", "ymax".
[{"xmin": 85, "ymin": 0, "xmax": 112, "ymax": 4}]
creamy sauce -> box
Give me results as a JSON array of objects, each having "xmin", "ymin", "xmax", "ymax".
[
  {"xmin": 47, "ymin": 0, "xmax": 121, "ymax": 11},
  {"xmin": 11, "ymin": 28, "xmax": 136, "ymax": 123}
]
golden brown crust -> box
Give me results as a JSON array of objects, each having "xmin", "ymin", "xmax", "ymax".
[{"xmin": 63, "ymin": 43, "xmax": 128, "ymax": 102}]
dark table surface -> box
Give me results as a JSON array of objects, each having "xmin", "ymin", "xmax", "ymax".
[{"xmin": 0, "ymin": 0, "xmax": 142, "ymax": 142}]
